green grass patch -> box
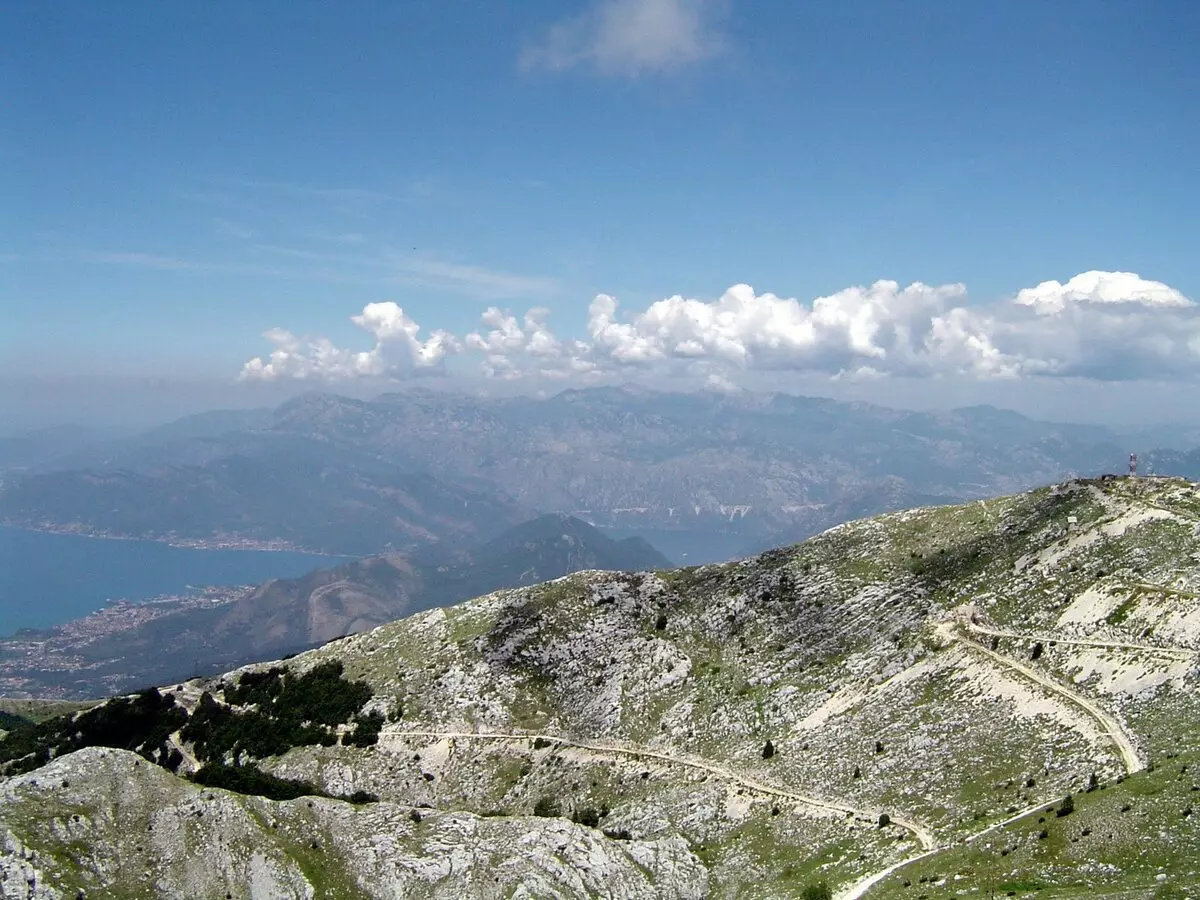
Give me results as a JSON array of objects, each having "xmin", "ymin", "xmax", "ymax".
[
  {"xmin": 860, "ymin": 747, "xmax": 1200, "ymax": 898},
  {"xmin": 1105, "ymin": 595, "xmax": 1138, "ymax": 626}
]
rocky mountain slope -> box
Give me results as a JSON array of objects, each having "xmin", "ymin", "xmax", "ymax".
[
  {"xmin": 1, "ymin": 476, "xmax": 1198, "ymax": 898},
  {"xmin": 7, "ymin": 387, "xmax": 1191, "ymax": 560},
  {"xmin": 0, "ymin": 515, "xmax": 669, "ymax": 698}
]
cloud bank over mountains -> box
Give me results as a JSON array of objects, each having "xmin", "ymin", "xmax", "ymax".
[{"xmin": 240, "ymin": 271, "xmax": 1200, "ymax": 385}]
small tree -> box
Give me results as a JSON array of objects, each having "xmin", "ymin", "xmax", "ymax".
[
  {"xmin": 801, "ymin": 881, "xmax": 832, "ymax": 900},
  {"xmin": 1031, "ymin": 642, "xmax": 1044, "ymax": 661},
  {"xmin": 655, "ymin": 613, "xmax": 668, "ymax": 631},
  {"xmin": 878, "ymin": 812, "xmax": 891, "ymax": 828},
  {"xmin": 1056, "ymin": 794, "xmax": 1075, "ymax": 818},
  {"xmin": 534, "ymin": 796, "xmax": 560, "ymax": 818},
  {"xmin": 572, "ymin": 806, "xmax": 601, "ymax": 828},
  {"xmin": 762, "ymin": 740, "xmax": 776, "ymax": 760},
  {"xmin": 853, "ymin": 765, "xmax": 862, "ymax": 779}
]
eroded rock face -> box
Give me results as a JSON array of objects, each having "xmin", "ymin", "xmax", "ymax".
[{"xmin": 0, "ymin": 748, "xmax": 707, "ymax": 900}]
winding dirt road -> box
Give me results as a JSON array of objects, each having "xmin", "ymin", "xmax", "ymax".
[
  {"xmin": 168, "ymin": 729, "xmax": 200, "ymax": 771},
  {"xmin": 962, "ymin": 618, "xmax": 1195, "ymax": 660},
  {"xmin": 834, "ymin": 791, "xmax": 1083, "ymax": 900},
  {"xmin": 375, "ymin": 607, "xmax": 1166, "ymax": 899},
  {"xmin": 382, "ymin": 622, "xmax": 1146, "ymax": 900},
  {"xmin": 836, "ymin": 616, "xmax": 1170, "ymax": 899},
  {"xmin": 381, "ymin": 728, "xmax": 935, "ymax": 850},
  {"xmin": 939, "ymin": 622, "xmax": 1143, "ymax": 775}
]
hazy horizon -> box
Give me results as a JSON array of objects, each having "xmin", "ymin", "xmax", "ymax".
[{"xmin": 6, "ymin": 373, "xmax": 1200, "ymax": 437}]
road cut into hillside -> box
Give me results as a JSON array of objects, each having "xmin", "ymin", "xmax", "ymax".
[
  {"xmin": 962, "ymin": 617, "xmax": 1196, "ymax": 660},
  {"xmin": 380, "ymin": 728, "xmax": 935, "ymax": 850},
  {"xmin": 939, "ymin": 622, "xmax": 1143, "ymax": 775}
]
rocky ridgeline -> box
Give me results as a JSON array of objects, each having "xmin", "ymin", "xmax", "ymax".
[
  {"xmin": 2, "ymin": 476, "xmax": 1199, "ymax": 898},
  {"xmin": 1, "ymin": 748, "xmax": 705, "ymax": 900}
]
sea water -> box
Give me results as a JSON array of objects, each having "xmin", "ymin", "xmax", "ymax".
[{"xmin": 0, "ymin": 525, "xmax": 351, "ymax": 636}]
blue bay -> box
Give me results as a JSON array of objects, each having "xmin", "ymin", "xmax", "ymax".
[{"xmin": 0, "ymin": 525, "xmax": 351, "ymax": 636}]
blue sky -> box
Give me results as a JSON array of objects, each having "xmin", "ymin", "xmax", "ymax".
[{"xmin": 3, "ymin": 1, "xmax": 1199, "ymax": 428}]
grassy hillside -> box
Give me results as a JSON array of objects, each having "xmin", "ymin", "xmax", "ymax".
[{"xmin": 1, "ymin": 476, "xmax": 1197, "ymax": 899}]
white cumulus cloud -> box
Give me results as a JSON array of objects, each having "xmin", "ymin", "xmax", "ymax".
[
  {"xmin": 239, "ymin": 302, "xmax": 459, "ymax": 382},
  {"xmin": 587, "ymin": 281, "xmax": 975, "ymax": 375},
  {"xmin": 990, "ymin": 272, "xmax": 1199, "ymax": 379},
  {"xmin": 521, "ymin": 0, "xmax": 726, "ymax": 76},
  {"xmin": 239, "ymin": 271, "xmax": 1200, "ymax": 385},
  {"xmin": 466, "ymin": 307, "xmax": 594, "ymax": 380},
  {"xmin": 1014, "ymin": 270, "xmax": 1192, "ymax": 314}
]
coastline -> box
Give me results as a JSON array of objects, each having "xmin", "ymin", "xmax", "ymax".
[
  {"xmin": 0, "ymin": 520, "xmax": 350, "ymax": 556},
  {"xmin": 0, "ymin": 528, "xmax": 351, "ymax": 638}
]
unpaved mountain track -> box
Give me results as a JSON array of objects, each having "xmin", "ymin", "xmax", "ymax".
[
  {"xmin": 841, "ymin": 616, "xmax": 1165, "ymax": 899},
  {"xmin": 962, "ymin": 618, "xmax": 1196, "ymax": 660},
  {"xmin": 834, "ymin": 847, "xmax": 941, "ymax": 900},
  {"xmin": 1143, "ymin": 501, "xmax": 1200, "ymax": 525},
  {"xmin": 835, "ymin": 790, "xmax": 1096, "ymax": 900},
  {"xmin": 940, "ymin": 623, "xmax": 1143, "ymax": 775},
  {"xmin": 382, "ymin": 621, "xmax": 1142, "ymax": 900},
  {"xmin": 1121, "ymin": 579, "xmax": 1200, "ymax": 601},
  {"xmin": 168, "ymin": 729, "xmax": 200, "ymax": 771},
  {"xmin": 381, "ymin": 729, "xmax": 935, "ymax": 850}
]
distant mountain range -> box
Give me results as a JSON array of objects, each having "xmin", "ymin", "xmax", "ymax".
[
  {"xmin": 0, "ymin": 434, "xmax": 531, "ymax": 556},
  {"xmin": 1145, "ymin": 446, "xmax": 1200, "ymax": 479},
  {"xmin": 0, "ymin": 514, "xmax": 670, "ymax": 697},
  {"xmin": 3, "ymin": 386, "xmax": 1199, "ymax": 561}
]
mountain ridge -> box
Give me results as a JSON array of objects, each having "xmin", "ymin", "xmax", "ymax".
[{"xmin": 2, "ymin": 476, "xmax": 1197, "ymax": 898}]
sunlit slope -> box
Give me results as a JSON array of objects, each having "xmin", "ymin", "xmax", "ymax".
[{"xmin": 2, "ymin": 476, "xmax": 1197, "ymax": 899}]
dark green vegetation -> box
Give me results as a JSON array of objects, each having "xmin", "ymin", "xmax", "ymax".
[
  {"xmin": 0, "ymin": 687, "xmax": 185, "ymax": 775},
  {"xmin": 0, "ymin": 660, "xmax": 379, "ymax": 803},
  {"xmin": 181, "ymin": 661, "xmax": 372, "ymax": 763},
  {"xmin": 0, "ymin": 709, "xmax": 30, "ymax": 731},
  {"xmin": 191, "ymin": 762, "xmax": 379, "ymax": 804},
  {"xmin": 345, "ymin": 711, "xmax": 385, "ymax": 747},
  {"xmin": 191, "ymin": 762, "xmax": 326, "ymax": 801}
]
